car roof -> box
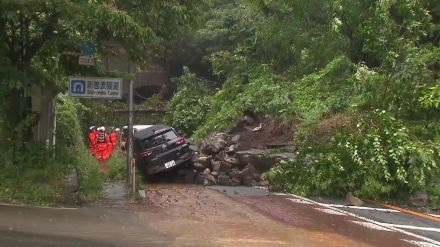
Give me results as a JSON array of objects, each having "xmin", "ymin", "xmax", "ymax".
[
  {"xmin": 133, "ymin": 124, "xmax": 173, "ymax": 140},
  {"xmin": 122, "ymin": 125, "xmax": 154, "ymax": 130}
]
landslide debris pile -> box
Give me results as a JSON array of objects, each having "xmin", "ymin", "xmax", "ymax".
[{"xmin": 182, "ymin": 118, "xmax": 296, "ymax": 187}]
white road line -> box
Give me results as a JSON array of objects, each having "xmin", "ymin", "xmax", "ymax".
[
  {"xmin": 402, "ymin": 239, "xmax": 440, "ymax": 247},
  {"xmin": 350, "ymin": 221, "xmax": 395, "ymax": 232},
  {"xmin": 314, "ymin": 208, "xmax": 347, "ymax": 216},
  {"xmin": 322, "ymin": 204, "xmax": 399, "ymax": 213},
  {"xmin": 429, "ymin": 214, "xmax": 440, "ymax": 218},
  {"xmin": 382, "ymin": 223, "xmax": 440, "ymax": 233},
  {"xmin": 278, "ymin": 193, "xmax": 440, "ymax": 247},
  {"xmin": 287, "ymin": 198, "xmax": 313, "ymax": 205}
]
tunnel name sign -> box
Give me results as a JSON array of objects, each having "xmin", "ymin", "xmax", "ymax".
[{"xmin": 69, "ymin": 76, "xmax": 122, "ymax": 99}]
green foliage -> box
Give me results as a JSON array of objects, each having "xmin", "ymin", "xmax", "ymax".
[
  {"xmin": 269, "ymin": 111, "xmax": 440, "ymax": 200},
  {"xmin": 165, "ymin": 67, "xmax": 211, "ymax": 136},
  {"xmin": 56, "ymin": 95, "xmax": 103, "ymax": 203},
  {"xmin": 0, "ymin": 95, "xmax": 104, "ymax": 205},
  {"xmin": 165, "ymin": 0, "xmax": 440, "ymax": 203},
  {"xmin": 108, "ymin": 150, "xmax": 126, "ymax": 181},
  {"xmin": 0, "ymin": 143, "xmax": 64, "ymax": 205},
  {"xmin": 192, "ymin": 56, "xmax": 354, "ymax": 140}
]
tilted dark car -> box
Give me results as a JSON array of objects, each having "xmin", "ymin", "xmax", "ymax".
[{"xmin": 133, "ymin": 124, "xmax": 192, "ymax": 175}]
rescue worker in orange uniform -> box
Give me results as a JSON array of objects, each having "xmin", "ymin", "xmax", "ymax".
[
  {"xmin": 88, "ymin": 126, "xmax": 97, "ymax": 156},
  {"xmin": 109, "ymin": 128, "xmax": 120, "ymax": 156},
  {"xmin": 95, "ymin": 126, "xmax": 111, "ymax": 173}
]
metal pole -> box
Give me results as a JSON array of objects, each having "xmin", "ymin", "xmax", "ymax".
[
  {"xmin": 128, "ymin": 78, "xmax": 134, "ymax": 190},
  {"xmin": 52, "ymin": 55, "xmax": 60, "ymax": 147}
]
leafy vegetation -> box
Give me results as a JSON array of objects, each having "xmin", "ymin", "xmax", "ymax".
[
  {"xmin": 166, "ymin": 0, "xmax": 440, "ymax": 204},
  {"xmin": 0, "ymin": 96, "xmax": 102, "ymax": 205},
  {"xmin": 1, "ymin": 0, "xmax": 439, "ymax": 206},
  {"xmin": 0, "ymin": 0, "xmax": 206, "ymax": 205},
  {"xmin": 165, "ymin": 67, "xmax": 211, "ymax": 136}
]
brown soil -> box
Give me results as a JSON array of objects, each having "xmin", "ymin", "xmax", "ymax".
[
  {"xmin": 308, "ymin": 113, "xmax": 356, "ymax": 144},
  {"xmin": 229, "ymin": 117, "xmax": 297, "ymax": 151}
]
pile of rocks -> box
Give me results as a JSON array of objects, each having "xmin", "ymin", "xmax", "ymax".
[{"xmin": 188, "ymin": 132, "xmax": 295, "ymax": 186}]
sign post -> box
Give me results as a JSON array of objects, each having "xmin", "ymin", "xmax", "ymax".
[
  {"xmin": 128, "ymin": 77, "xmax": 135, "ymax": 193},
  {"xmin": 68, "ymin": 77, "xmax": 122, "ymax": 99}
]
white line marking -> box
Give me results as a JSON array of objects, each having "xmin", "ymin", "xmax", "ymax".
[
  {"xmin": 280, "ymin": 193, "xmax": 440, "ymax": 247},
  {"xmin": 315, "ymin": 208, "xmax": 347, "ymax": 216},
  {"xmin": 429, "ymin": 214, "xmax": 440, "ymax": 218},
  {"xmin": 350, "ymin": 221, "xmax": 395, "ymax": 232},
  {"xmin": 273, "ymin": 192, "xmax": 288, "ymax": 196},
  {"xmin": 402, "ymin": 239, "xmax": 440, "ymax": 247},
  {"xmin": 382, "ymin": 223, "xmax": 440, "ymax": 233},
  {"xmin": 287, "ymin": 198, "xmax": 313, "ymax": 205},
  {"xmin": 322, "ymin": 204, "xmax": 399, "ymax": 213}
]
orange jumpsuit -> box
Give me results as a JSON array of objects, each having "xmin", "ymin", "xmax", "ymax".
[
  {"xmin": 96, "ymin": 131, "xmax": 111, "ymax": 160},
  {"xmin": 109, "ymin": 131, "xmax": 118, "ymax": 155},
  {"xmin": 88, "ymin": 130, "xmax": 97, "ymax": 156}
]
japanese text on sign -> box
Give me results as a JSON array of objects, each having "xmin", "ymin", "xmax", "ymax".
[{"xmin": 69, "ymin": 77, "xmax": 122, "ymax": 99}]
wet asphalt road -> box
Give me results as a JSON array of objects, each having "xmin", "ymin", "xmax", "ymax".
[{"xmin": 0, "ymin": 184, "xmax": 439, "ymax": 247}]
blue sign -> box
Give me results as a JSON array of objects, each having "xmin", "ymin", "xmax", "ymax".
[
  {"xmin": 71, "ymin": 79, "xmax": 86, "ymax": 94},
  {"xmin": 69, "ymin": 77, "xmax": 122, "ymax": 99},
  {"xmin": 80, "ymin": 41, "xmax": 96, "ymax": 57}
]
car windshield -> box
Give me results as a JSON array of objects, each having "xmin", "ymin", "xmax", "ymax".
[{"xmin": 143, "ymin": 130, "xmax": 177, "ymax": 149}]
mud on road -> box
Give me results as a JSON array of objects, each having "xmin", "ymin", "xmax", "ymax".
[
  {"xmin": 142, "ymin": 184, "xmax": 424, "ymax": 247},
  {"xmin": 1, "ymin": 182, "xmax": 435, "ymax": 247}
]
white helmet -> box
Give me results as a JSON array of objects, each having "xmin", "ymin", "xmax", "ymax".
[
  {"xmin": 89, "ymin": 126, "xmax": 95, "ymax": 130},
  {"xmin": 101, "ymin": 126, "xmax": 106, "ymax": 131},
  {"xmin": 115, "ymin": 128, "xmax": 120, "ymax": 132}
]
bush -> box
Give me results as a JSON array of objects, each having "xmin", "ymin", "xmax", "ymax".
[
  {"xmin": 165, "ymin": 67, "xmax": 211, "ymax": 136},
  {"xmin": 0, "ymin": 95, "xmax": 104, "ymax": 206},
  {"xmin": 108, "ymin": 149, "xmax": 126, "ymax": 181},
  {"xmin": 0, "ymin": 143, "xmax": 66, "ymax": 205},
  {"xmin": 268, "ymin": 110, "xmax": 440, "ymax": 201},
  {"xmin": 56, "ymin": 95, "xmax": 103, "ymax": 203}
]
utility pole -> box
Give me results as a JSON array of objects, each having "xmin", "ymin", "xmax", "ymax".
[
  {"xmin": 127, "ymin": 67, "xmax": 135, "ymax": 192},
  {"xmin": 52, "ymin": 54, "xmax": 60, "ymax": 147}
]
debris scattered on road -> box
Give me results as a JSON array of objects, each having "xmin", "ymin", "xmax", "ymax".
[{"xmin": 346, "ymin": 192, "xmax": 364, "ymax": 206}]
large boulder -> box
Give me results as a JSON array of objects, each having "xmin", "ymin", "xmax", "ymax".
[
  {"xmin": 193, "ymin": 162, "xmax": 207, "ymax": 172},
  {"xmin": 200, "ymin": 133, "xmax": 229, "ymax": 155},
  {"xmin": 239, "ymin": 163, "xmax": 259, "ymax": 186},
  {"xmin": 211, "ymin": 160, "xmax": 222, "ymax": 176},
  {"xmin": 230, "ymin": 134, "xmax": 241, "ymax": 144},
  {"xmin": 236, "ymin": 149, "xmax": 276, "ymax": 171},
  {"xmin": 220, "ymin": 161, "xmax": 233, "ymax": 173},
  {"xmin": 409, "ymin": 191, "xmax": 429, "ymax": 207},
  {"xmin": 189, "ymin": 144, "xmax": 200, "ymax": 152},
  {"xmin": 270, "ymin": 152, "xmax": 296, "ymax": 162},
  {"xmin": 197, "ymin": 156, "xmax": 213, "ymax": 167},
  {"xmin": 244, "ymin": 115, "xmax": 255, "ymax": 125},
  {"xmin": 224, "ymin": 154, "xmax": 241, "ymax": 167},
  {"xmin": 215, "ymin": 151, "xmax": 227, "ymax": 161},
  {"xmin": 218, "ymin": 175, "xmax": 233, "ymax": 186},
  {"xmin": 195, "ymin": 173, "xmax": 217, "ymax": 186}
]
